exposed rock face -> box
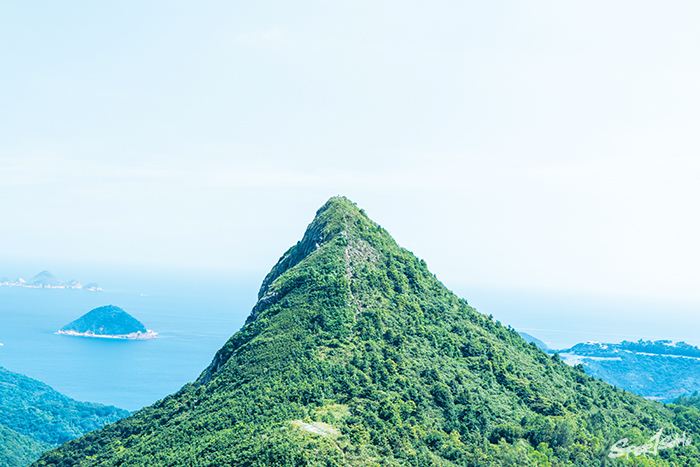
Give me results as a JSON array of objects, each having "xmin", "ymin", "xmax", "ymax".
[{"xmin": 255, "ymin": 218, "xmax": 326, "ymax": 303}]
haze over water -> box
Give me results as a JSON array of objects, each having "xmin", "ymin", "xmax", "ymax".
[{"xmin": 458, "ymin": 284, "xmax": 700, "ymax": 350}]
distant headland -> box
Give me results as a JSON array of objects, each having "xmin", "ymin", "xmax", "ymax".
[
  {"xmin": 0, "ymin": 270, "xmax": 101, "ymax": 291},
  {"xmin": 58, "ymin": 305, "xmax": 157, "ymax": 340}
]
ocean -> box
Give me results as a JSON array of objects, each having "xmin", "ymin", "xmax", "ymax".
[
  {"xmin": 0, "ymin": 271, "xmax": 260, "ymax": 412},
  {"xmin": 2, "ymin": 266, "xmax": 698, "ymax": 413}
]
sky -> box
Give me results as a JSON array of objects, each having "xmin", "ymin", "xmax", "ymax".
[{"xmin": 1, "ymin": 1, "xmax": 699, "ymax": 321}]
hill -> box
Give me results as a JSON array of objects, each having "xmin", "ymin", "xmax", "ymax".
[
  {"xmin": 0, "ymin": 367, "xmax": 129, "ymax": 466},
  {"xmin": 0, "ymin": 425, "xmax": 51, "ymax": 467},
  {"xmin": 517, "ymin": 332, "xmax": 552, "ymax": 353},
  {"xmin": 36, "ymin": 197, "xmax": 700, "ymax": 466},
  {"xmin": 559, "ymin": 340, "xmax": 700, "ymax": 401},
  {"xmin": 25, "ymin": 271, "xmax": 66, "ymax": 288},
  {"xmin": 58, "ymin": 305, "xmax": 157, "ymax": 339},
  {"xmin": 0, "ymin": 367, "xmax": 130, "ymax": 446}
]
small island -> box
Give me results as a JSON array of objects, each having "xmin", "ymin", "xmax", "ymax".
[
  {"xmin": 57, "ymin": 305, "xmax": 157, "ymax": 340},
  {"xmin": 0, "ymin": 270, "xmax": 102, "ymax": 291}
]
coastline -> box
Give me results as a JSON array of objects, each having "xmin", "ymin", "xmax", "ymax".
[{"xmin": 56, "ymin": 329, "xmax": 158, "ymax": 340}]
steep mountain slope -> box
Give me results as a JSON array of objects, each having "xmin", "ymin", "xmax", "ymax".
[{"xmin": 35, "ymin": 197, "xmax": 699, "ymax": 466}]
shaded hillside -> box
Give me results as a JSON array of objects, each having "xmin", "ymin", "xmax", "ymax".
[
  {"xmin": 36, "ymin": 197, "xmax": 700, "ymax": 466},
  {"xmin": 0, "ymin": 425, "xmax": 51, "ymax": 467},
  {"xmin": 0, "ymin": 367, "xmax": 130, "ymax": 446}
]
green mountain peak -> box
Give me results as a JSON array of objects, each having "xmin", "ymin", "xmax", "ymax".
[
  {"xmin": 200, "ymin": 196, "xmax": 396, "ymax": 384},
  {"xmin": 36, "ymin": 197, "xmax": 700, "ymax": 466},
  {"xmin": 256, "ymin": 196, "xmax": 392, "ymax": 301}
]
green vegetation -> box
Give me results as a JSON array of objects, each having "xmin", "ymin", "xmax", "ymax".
[
  {"xmin": 0, "ymin": 425, "xmax": 51, "ymax": 467},
  {"xmin": 59, "ymin": 305, "xmax": 147, "ymax": 336},
  {"xmin": 0, "ymin": 367, "xmax": 129, "ymax": 466},
  {"xmin": 674, "ymin": 392, "xmax": 700, "ymax": 410},
  {"xmin": 36, "ymin": 197, "xmax": 700, "ymax": 466}
]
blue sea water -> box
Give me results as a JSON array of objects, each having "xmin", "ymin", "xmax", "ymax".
[
  {"xmin": 2, "ymin": 264, "xmax": 699, "ymax": 414},
  {"xmin": 0, "ymin": 271, "xmax": 260, "ymax": 412}
]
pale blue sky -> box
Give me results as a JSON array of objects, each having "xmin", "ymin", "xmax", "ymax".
[{"xmin": 1, "ymin": 1, "xmax": 699, "ymax": 306}]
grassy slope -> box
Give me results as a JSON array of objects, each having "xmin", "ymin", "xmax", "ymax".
[{"xmin": 35, "ymin": 197, "xmax": 700, "ymax": 466}]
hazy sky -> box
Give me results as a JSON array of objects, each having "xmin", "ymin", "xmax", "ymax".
[{"xmin": 2, "ymin": 1, "xmax": 699, "ymax": 305}]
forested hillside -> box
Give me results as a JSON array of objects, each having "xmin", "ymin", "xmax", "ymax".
[
  {"xmin": 0, "ymin": 424, "xmax": 50, "ymax": 467},
  {"xmin": 36, "ymin": 197, "xmax": 700, "ymax": 466},
  {"xmin": 0, "ymin": 367, "xmax": 129, "ymax": 466}
]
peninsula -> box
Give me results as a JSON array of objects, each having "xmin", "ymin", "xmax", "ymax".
[{"xmin": 57, "ymin": 305, "xmax": 157, "ymax": 340}]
